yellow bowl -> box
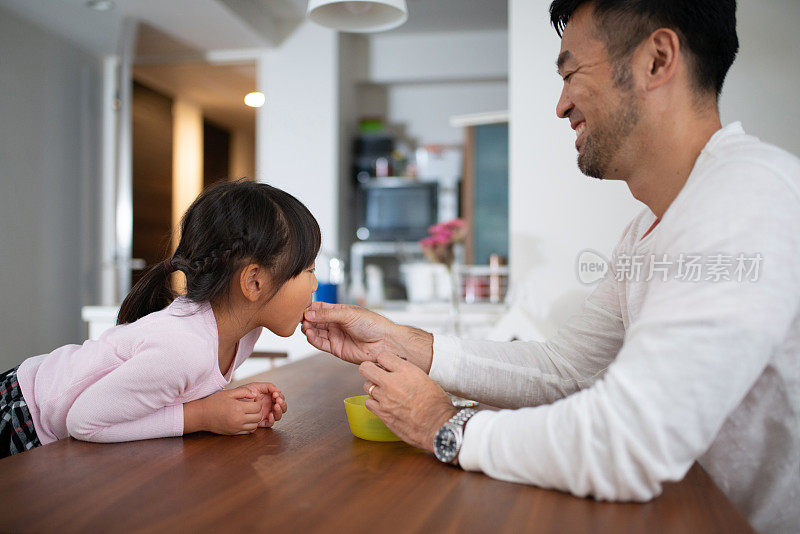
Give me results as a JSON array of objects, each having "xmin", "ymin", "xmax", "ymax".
[{"xmin": 343, "ymin": 395, "xmax": 401, "ymax": 442}]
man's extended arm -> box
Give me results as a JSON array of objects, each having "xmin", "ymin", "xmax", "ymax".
[
  {"xmin": 303, "ymin": 262, "xmax": 626, "ymax": 409},
  {"xmin": 428, "ymin": 267, "xmax": 625, "ymax": 408}
]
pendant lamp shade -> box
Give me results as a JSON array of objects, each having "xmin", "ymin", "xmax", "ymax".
[{"xmin": 307, "ymin": 0, "xmax": 408, "ymax": 33}]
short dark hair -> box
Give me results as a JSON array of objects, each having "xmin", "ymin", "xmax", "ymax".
[{"xmin": 549, "ymin": 0, "xmax": 739, "ymax": 97}]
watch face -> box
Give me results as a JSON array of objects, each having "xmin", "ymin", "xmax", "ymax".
[{"xmin": 434, "ymin": 427, "xmax": 458, "ymax": 463}]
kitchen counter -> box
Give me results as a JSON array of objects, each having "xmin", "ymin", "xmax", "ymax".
[{"xmin": 81, "ymin": 301, "xmax": 508, "ymax": 379}]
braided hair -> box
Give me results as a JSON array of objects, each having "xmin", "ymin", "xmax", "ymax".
[{"xmin": 117, "ymin": 180, "xmax": 321, "ymax": 325}]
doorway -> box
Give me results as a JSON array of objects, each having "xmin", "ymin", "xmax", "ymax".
[
  {"xmin": 130, "ymin": 23, "xmax": 257, "ymax": 283},
  {"xmin": 131, "ymin": 81, "xmax": 173, "ymax": 285}
]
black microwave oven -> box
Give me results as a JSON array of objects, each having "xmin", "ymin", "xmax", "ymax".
[{"xmin": 356, "ymin": 179, "xmax": 438, "ymax": 241}]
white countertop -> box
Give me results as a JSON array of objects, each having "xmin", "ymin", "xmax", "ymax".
[{"xmin": 81, "ymin": 301, "xmax": 508, "ymax": 379}]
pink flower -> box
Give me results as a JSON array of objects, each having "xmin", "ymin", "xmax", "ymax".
[
  {"xmin": 429, "ymin": 233, "xmax": 451, "ymax": 245},
  {"xmin": 427, "ymin": 223, "xmax": 446, "ymax": 235},
  {"xmin": 432, "ymin": 227, "xmax": 453, "ymax": 239},
  {"xmin": 418, "ymin": 218, "xmax": 468, "ymax": 266}
]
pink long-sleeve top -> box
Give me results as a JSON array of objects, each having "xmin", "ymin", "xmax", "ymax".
[{"xmin": 17, "ymin": 297, "xmax": 262, "ymax": 444}]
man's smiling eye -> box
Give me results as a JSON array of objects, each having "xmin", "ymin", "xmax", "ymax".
[{"xmin": 563, "ymin": 72, "xmax": 575, "ymax": 82}]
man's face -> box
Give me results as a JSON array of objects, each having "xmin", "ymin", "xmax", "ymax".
[{"xmin": 555, "ymin": 5, "xmax": 640, "ymax": 180}]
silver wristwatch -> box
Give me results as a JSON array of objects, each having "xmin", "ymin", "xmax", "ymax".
[{"xmin": 434, "ymin": 408, "xmax": 477, "ymax": 464}]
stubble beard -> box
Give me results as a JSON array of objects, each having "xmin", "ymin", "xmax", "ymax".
[{"xmin": 577, "ymin": 61, "xmax": 640, "ymax": 180}]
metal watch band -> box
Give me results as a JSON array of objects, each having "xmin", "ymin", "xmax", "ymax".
[{"xmin": 449, "ymin": 408, "xmax": 477, "ymax": 427}]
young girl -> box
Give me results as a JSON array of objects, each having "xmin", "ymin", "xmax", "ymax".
[{"xmin": 0, "ymin": 180, "xmax": 320, "ymax": 458}]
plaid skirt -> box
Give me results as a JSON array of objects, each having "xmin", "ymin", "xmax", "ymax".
[{"xmin": 0, "ymin": 366, "xmax": 41, "ymax": 459}]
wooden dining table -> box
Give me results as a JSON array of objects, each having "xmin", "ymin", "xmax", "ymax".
[{"xmin": 0, "ymin": 354, "xmax": 754, "ymax": 533}]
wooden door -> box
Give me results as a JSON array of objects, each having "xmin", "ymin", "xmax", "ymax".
[{"xmin": 131, "ymin": 81, "xmax": 173, "ymax": 285}]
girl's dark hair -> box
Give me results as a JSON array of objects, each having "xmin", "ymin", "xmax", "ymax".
[{"xmin": 117, "ymin": 180, "xmax": 321, "ymax": 325}]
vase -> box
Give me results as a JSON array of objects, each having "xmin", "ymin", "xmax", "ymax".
[{"xmin": 447, "ymin": 264, "xmax": 461, "ymax": 336}]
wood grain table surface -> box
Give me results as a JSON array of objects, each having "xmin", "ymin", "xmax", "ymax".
[{"xmin": 0, "ymin": 354, "xmax": 754, "ymax": 533}]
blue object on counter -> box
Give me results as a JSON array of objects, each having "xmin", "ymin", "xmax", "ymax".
[{"xmin": 314, "ymin": 283, "xmax": 338, "ymax": 304}]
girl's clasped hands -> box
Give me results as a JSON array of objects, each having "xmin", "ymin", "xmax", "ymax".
[
  {"xmin": 244, "ymin": 382, "xmax": 288, "ymax": 429},
  {"xmin": 197, "ymin": 382, "xmax": 287, "ymax": 435}
]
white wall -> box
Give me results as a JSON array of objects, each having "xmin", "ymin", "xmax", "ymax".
[
  {"xmin": 720, "ymin": 0, "xmax": 800, "ymax": 156},
  {"xmin": 0, "ymin": 7, "xmax": 102, "ymax": 369},
  {"xmin": 360, "ymin": 80, "xmax": 508, "ymax": 146},
  {"xmin": 258, "ymin": 21, "xmax": 340, "ymax": 254},
  {"xmin": 366, "ymin": 30, "xmax": 508, "ymax": 83},
  {"xmin": 171, "ymin": 98, "xmax": 204, "ymax": 248},
  {"xmin": 507, "ymin": 0, "xmax": 800, "ymax": 320}
]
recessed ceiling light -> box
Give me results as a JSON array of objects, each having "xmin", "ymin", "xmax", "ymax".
[
  {"xmin": 244, "ymin": 92, "xmax": 266, "ymax": 108},
  {"xmin": 85, "ymin": 0, "xmax": 115, "ymax": 12}
]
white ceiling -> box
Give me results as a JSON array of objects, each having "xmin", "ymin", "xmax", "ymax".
[
  {"xmin": 0, "ymin": 0, "xmax": 507, "ymax": 57},
  {"xmin": 390, "ymin": 0, "xmax": 507, "ymax": 34},
  {"xmin": 133, "ymin": 60, "xmax": 256, "ymax": 133},
  {"xmin": 0, "ymin": 0, "xmax": 279, "ymax": 56}
]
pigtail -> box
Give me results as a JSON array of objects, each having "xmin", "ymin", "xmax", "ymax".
[{"xmin": 116, "ymin": 260, "xmax": 176, "ymax": 325}]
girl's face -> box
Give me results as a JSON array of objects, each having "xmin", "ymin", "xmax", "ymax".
[{"xmin": 259, "ymin": 264, "xmax": 318, "ymax": 337}]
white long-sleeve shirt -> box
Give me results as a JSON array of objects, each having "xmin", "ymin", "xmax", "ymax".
[{"xmin": 430, "ymin": 123, "xmax": 800, "ymax": 534}]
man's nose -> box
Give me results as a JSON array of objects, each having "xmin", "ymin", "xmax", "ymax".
[{"xmin": 556, "ymin": 83, "xmax": 573, "ymax": 119}]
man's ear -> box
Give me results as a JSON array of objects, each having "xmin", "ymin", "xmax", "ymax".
[
  {"xmin": 636, "ymin": 27, "xmax": 681, "ymax": 92},
  {"xmin": 239, "ymin": 263, "xmax": 270, "ymax": 303}
]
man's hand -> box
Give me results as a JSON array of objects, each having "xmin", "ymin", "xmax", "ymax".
[
  {"xmin": 242, "ymin": 382, "xmax": 287, "ymax": 428},
  {"xmin": 359, "ymin": 352, "xmax": 458, "ymax": 452},
  {"xmin": 302, "ymin": 302, "xmax": 394, "ymax": 365},
  {"xmin": 302, "ymin": 302, "xmax": 434, "ymax": 373},
  {"xmin": 183, "ymin": 386, "xmax": 263, "ymax": 435}
]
